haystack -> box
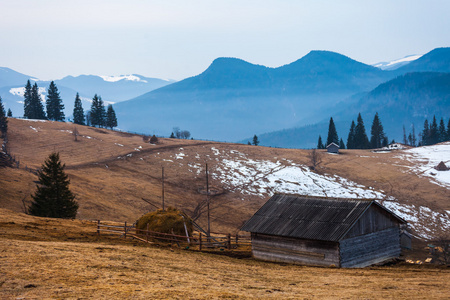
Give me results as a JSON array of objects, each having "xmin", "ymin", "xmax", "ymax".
[
  {"xmin": 136, "ymin": 207, "xmax": 193, "ymax": 236},
  {"xmin": 435, "ymin": 161, "xmax": 449, "ymax": 171}
]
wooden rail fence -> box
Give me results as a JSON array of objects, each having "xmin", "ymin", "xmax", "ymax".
[{"xmin": 96, "ymin": 220, "xmax": 251, "ymax": 250}]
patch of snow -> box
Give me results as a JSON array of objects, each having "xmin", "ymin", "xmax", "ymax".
[
  {"xmin": 21, "ymin": 119, "xmax": 47, "ymax": 122},
  {"xmin": 134, "ymin": 148, "xmax": 140, "ymax": 151},
  {"xmin": 29, "ymin": 126, "xmax": 38, "ymax": 132},
  {"xmin": 396, "ymin": 142, "xmax": 450, "ymax": 188},
  {"xmin": 163, "ymin": 159, "xmax": 173, "ymax": 162},
  {"xmin": 60, "ymin": 130, "xmax": 73, "ymax": 134},
  {"xmin": 175, "ymin": 152, "xmax": 185, "ymax": 160},
  {"xmin": 115, "ymin": 143, "xmax": 124, "ymax": 147},
  {"xmin": 100, "ymin": 74, "xmax": 148, "ymax": 83},
  {"xmin": 127, "ymin": 153, "xmax": 132, "ymax": 157},
  {"xmin": 211, "ymin": 147, "xmax": 220, "ymax": 155}
]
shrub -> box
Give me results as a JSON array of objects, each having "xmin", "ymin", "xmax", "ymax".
[{"xmin": 150, "ymin": 135, "xmax": 158, "ymax": 144}]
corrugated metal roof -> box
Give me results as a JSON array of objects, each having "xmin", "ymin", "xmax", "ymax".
[{"xmin": 241, "ymin": 194, "xmax": 375, "ymax": 242}]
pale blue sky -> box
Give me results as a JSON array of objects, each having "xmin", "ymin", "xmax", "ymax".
[{"xmin": 1, "ymin": 0, "xmax": 449, "ymax": 80}]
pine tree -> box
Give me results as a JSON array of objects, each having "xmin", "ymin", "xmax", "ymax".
[
  {"xmin": 429, "ymin": 116, "xmax": 438, "ymax": 145},
  {"xmin": 438, "ymin": 118, "xmax": 446, "ymax": 143},
  {"xmin": 317, "ymin": 135, "xmax": 324, "ymax": 149},
  {"xmin": 0, "ymin": 97, "xmax": 8, "ymax": 138},
  {"xmin": 370, "ymin": 113, "xmax": 386, "ymax": 149},
  {"xmin": 354, "ymin": 113, "xmax": 369, "ymax": 149},
  {"xmin": 29, "ymin": 152, "xmax": 78, "ymax": 219},
  {"xmin": 252, "ymin": 134, "xmax": 260, "ymax": 146},
  {"xmin": 29, "ymin": 83, "xmax": 46, "ymax": 120},
  {"xmin": 347, "ymin": 120, "xmax": 356, "ymax": 149},
  {"xmin": 339, "ymin": 138, "xmax": 345, "ymax": 149},
  {"xmin": 90, "ymin": 94, "xmax": 105, "ymax": 127},
  {"xmin": 422, "ymin": 119, "xmax": 430, "ymax": 146},
  {"xmin": 105, "ymin": 104, "xmax": 118, "ymax": 129},
  {"xmin": 326, "ymin": 117, "xmax": 339, "ymax": 146},
  {"xmin": 403, "ymin": 125, "xmax": 408, "ymax": 145},
  {"xmin": 73, "ymin": 93, "xmax": 85, "ymax": 125},
  {"xmin": 447, "ymin": 119, "xmax": 450, "ymax": 141},
  {"xmin": 170, "ymin": 132, "xmax": 175, "ymax": 138},
  {"xmin": 7, "ymin": 109, "xmax": 12, "ymax": 117},
  {"xmin": 23, "ymin": 80, "xmax": 32, "ymax": 118},
  {"xmin": 46, "ymin": 81, "xmax": 65, "ymax": 121}
]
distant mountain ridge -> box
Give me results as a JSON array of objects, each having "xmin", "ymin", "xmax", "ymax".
[
  {"xmin": 115, "ymin": 47, "xmax": 450, "ymax": 144},
  {"xmin": 0, "ymin": 69, "xmax": 175, "ymax": 118}
]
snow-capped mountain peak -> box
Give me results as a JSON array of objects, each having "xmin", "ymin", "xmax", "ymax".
[
  {"xmin": 99, "ymin": 74, "xmax": 148, "ymax": 83},
  {"xmin": 372, "ymin": 54, "xmax": 423, "ymax": 70}
]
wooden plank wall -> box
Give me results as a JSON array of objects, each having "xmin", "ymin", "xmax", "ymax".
[
  {"xmin": 251, "ymin": 233, "xmax": 340, "ymax": 267},
  {"xmin": 340, "ymin": 227, "xmax": 401, "ymax": 268},
  {"xmin": 343, "ymin": 205, "xmax": 399, "ymax": 239}
]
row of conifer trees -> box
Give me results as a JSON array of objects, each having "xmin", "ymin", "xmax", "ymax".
[
  {"xmin": 21, "ymin": 80, "xmax": 117, "ymax": 129},
  {"xmin": 317, "ymin": 113, "xmax": 388, "ymax": 150},
  {"xmin": 319, "ymin": 113, "xmax": 450, "ymax": 150}
]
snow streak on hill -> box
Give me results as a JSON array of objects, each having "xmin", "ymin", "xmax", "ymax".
[
  {"xmin": 396, "ymin": 142, "xmax": 450, "ymax": 188},
  {"xmin": 161, "ymin": 146, "xmax": 449, "ymax": 239}
]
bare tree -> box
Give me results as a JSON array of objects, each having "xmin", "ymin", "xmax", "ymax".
[{"xmin": 308, "ymin": 149, "xmax": 322, "ymax": 170}]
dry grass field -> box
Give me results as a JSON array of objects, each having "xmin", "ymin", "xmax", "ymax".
[
  {"xmin": 2, "ymin": 118, "xmax": 448, "ymax": 236},
  {"xmin": 1, "ymin": 119, "xmax": 450, "ymax": 299},
  {"xmin": 1, "ymin": 208, "xmax": 449, "ymax": 299}
]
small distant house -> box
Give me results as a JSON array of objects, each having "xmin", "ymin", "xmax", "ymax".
[
  {"xmin": 326, "ymin": 142, "xmax": 339, "ymax": 154},
  {"xmin": 241, "ymin": 194, "xmax": 406, "ymax": 268},
  {"xmin": 435, "ymin": 161, "xmax": 449, "ymax": 171}
]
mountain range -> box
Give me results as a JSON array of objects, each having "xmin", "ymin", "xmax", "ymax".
[
  {"xmin": 1, "ymin": 47, "xmax": 449, "ymax": 148},
  {"xmin": 0, "ymin": 68, "xmax": 175, "ymax": 119},
  {"xmin": 114, "ymin": 47, "xmax": 450, "ymax": 147}
]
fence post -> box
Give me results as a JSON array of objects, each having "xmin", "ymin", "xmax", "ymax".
[
  {"xmin": 227, "ymin": 233, "xmax": 231, "ymax": 250},
  {"xmin": 199, "ymin": 233, "xmax": 202, "ymax": 251},
  {"xmin": 146, "ymin": 223, "xmax": 149, "ymax": 243},
  {"xmin": 124, "ymin": 221, "xmax": 127, "ymax": 239},
  {"xmin": 97, "ymin": 220, "xmax": 100, "ymax": 236},
  {"xmin": 236, "ymin": 233, "xmax": 239, "ymax": 246}
]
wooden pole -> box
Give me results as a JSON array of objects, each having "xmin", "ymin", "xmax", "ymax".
[
  {"xmin": 199, "ymin": 232, "xmax": 202, "ymax": 251},
  {"xmin": 227, "ymin": 233, "xmax": 231, "ymax": 250},
  {"xmin": 236, "ymin": 233, "xmax": 239, "ymax": 246},
  {"xmin": 124, "ymin": 221, "xmax": 127, "ymax": 239},
  {"xmin": 206, "ymin": 163, "xmax": 210, "ymax": 240},
  {"xmin": 162, "ymin": 167, "xmax": 165, "ymax": 211},
  {"xmin": 97, "ymin": 220, "xmax": 100, "ymax": 236}
]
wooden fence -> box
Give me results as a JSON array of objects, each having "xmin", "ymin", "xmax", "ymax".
[{"xmin": 96, "ymin": 220, "xmax": 251, "ymax": 250}]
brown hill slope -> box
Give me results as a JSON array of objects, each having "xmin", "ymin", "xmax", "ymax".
[{"xmin": 1, "ymin": 118, "xmax": 449, "ymax": 237}]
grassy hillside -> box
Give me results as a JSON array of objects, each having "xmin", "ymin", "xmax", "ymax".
[
  {"xmin": 1, "ymin": 208, "xmax": 449, "ymax": 299},
  {"xmin": 1, "ymin": 118, "xmax": 449, "ymax": 238}
]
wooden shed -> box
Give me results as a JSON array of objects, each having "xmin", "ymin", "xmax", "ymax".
[
  {"xmin": 326, "ymin": 142, "xmax": 339, "ymax": 154},
  {"xmin": 241, "ymin": 194, "xmax": 406, "ymax": 268}
]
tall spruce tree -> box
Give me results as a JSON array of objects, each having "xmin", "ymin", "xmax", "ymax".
[
  {"xmin": 105, "ymin": 104, "xmax": 118, "ymax": 129},
  {"xmin": 23, "ymin": 80, "xmax": 32, "ymax": 118},
  {"xmin": 7, "ymin": 109, "xmax": 12, "ymax": 117},
  {"xmin": 422, "ymin": 119, "xmax": 430, "ymax": 146},
  {"xmin": 347, "ymin": 120, "xmax": 356, "ymax": 149},
  {"xmin": 317, "ymin": 135, "xmax": 324, "ymax": 149},
  {"xmin": 90, "ymin": 94, "xmax": 105, "ymax": 127},
  {"xmin": 29, "ymin": 152, "xmax": 78, "ymax": 219},
  {"xmin": 29, "ymin": 83, "xmax": 46, "ymax": 120},
  {"xmin": 339, "ymin": 138, "xmax": 346, "ymax": 149},
  {"xmin": 370, "ymin": 113, "xmax": 386, "ymax": 149},
  {"xmin": 252, "ymin": 134, "xmax": 260, "ymax": 146},
  {"xmin": 73, "ymin": 93, "xmax": 85, "ymax": 125},
  {"xmin": 326, "ymin": 117, "xmax": 339, "ymax": 146},
  {"xmin": 447, "ymin": 119, "xmax": 450, "ymax": 141},
  {"xmin": 430, "ymin": 116, "xmax": 438, "ymax": 145},
  {"xmin": 354, "ymin": 113, "xmax": 369, "ymax": 149},
  {"xmin": 46, "ymin": 81, "xmax": 65, "ymax": 121},
  {"xmin": 0, "ymin": 97, "xmax": 7, "ymax": 138},
  {"xmin": 438, "ymin": 118, "xmax": 446, "ymax": 143}
]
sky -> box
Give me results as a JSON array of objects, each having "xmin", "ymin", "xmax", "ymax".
[{"xmin": 1, "ymin": 0, "xmax": 449, "ymax": 81}]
